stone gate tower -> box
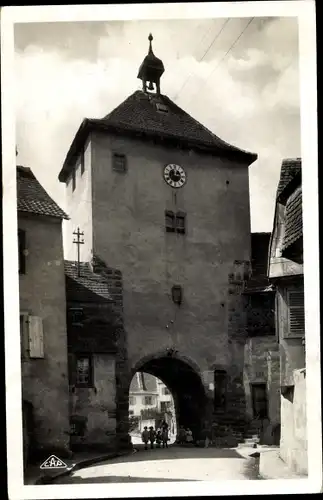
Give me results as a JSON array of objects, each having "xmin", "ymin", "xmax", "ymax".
[{"xmin": 59, "ymin": 35, "xmax": 258, "ymax": 444}]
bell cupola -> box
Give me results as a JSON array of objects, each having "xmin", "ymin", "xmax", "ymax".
[{"xmin": 137, "ymin": 34, "xmax": 165, "ymax": 95}]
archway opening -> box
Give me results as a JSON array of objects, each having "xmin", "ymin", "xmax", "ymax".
[
  {"xmin": 128, "ymin": 372, "xmax": 177, "ymax": 445},
  {"xmin": 128, "ymin": 356, "xmax": 207, "ymax": 443}
]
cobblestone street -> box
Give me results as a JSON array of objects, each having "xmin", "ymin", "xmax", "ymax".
[{"xmin": 52, "ymin": 446, "xmax": 261, "ymax": 483}]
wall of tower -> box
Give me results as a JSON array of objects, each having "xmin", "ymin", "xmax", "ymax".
[
  {"xmin": 63, "ymin": 136, "xmax": 93, "ymax": 262},
  {"xmin": 89, "ymin": 131, "xmax": 251, "ymax": 422}
]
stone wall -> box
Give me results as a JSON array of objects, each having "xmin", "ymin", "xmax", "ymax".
[
  {"xmin": 280, "ymin": 368, "xmax": 307, "ymax": 474},
  {"xmin": 243, "ymin": 336, "xmax": 280, "ymax": 444},
  {"xmin": 19, "ymin": 213, "xmax": 70, "ymax": 459}
]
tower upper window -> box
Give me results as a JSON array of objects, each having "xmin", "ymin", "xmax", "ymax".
[
  {"xmin": 165, "ymin": 210, "xmax": 186, "ymax": 234},
  {"xmin": 112, "ymin": 153, "xmax": 127, "ymax": 173}
]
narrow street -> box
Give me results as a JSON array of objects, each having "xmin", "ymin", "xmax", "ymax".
[{"xmin": 52, "ymin": 445, "xmax": 262, "ymax": 483}]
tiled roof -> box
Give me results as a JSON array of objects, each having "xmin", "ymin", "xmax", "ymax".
[
  {"xmin": 282, "ymin": 187, "xmax": 303, "ymax": 250},
  {"xmin": 130, "ymin": 372, "xmax": 158, "ymax": 393},
  {"xmin": 64, "ymin": 260, "xmax": 114, "ymax": 303},
  {"xmin": 59, "ymin": 90, "xmax": 257, "ymax": 182},
  {"xmin": 276, "ymin": 158, "xmax": 301, "ymax": 199},
  {"xmin": 17, "ymin": 165, "xmax": 68, "ymax": 219},
  {"xmin": 244, "ymin": 233, "xmax": 273, "ymax": 293}
]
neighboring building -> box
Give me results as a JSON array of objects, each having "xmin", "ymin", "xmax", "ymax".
[
  {"xmin": 129, "ymin": 373, "xmax": 176, "ymax": 433},
  {"xmin": 65, "ymin": 257, "xmax": 124, "ymax": 451},
  {"xmin": 268, "ymin": 158, "xmax": 307, "ymax": 474},
  {"xmin": 156, "ymin": 379, "xmax": 176, "ymax": 434},
  {"xmin": 17, "ymin": 165, "xmax": 71, "ymax": 464},
  {"xmin": 243, "ymin": 233, "xmax": 280, "ymax": 445},
  {"xmin": 58, "ymin": 34, "xmax": 258, "ymax": 444},
  {"xmin": 129, "ymin": 372, "xmax": 158, "ymax": 431}
]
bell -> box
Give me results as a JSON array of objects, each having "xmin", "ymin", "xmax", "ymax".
[{"xmin": 148, "ymin": 80, "xmax": 154, "ymax": 91}]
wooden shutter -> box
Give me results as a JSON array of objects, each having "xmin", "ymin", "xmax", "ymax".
[
  {"xmin": 18, "ymin": 230, "xmax": 26, "ymax": 274},
  {"xmin": 165, "ymin": 210, "xmax": 175, "ymax": 232},
  {"xmin": 20, "ymin": 313, "xmax": 29, "ymax": 359},
  {"xmin": 176, "ymin": 212, "xmax": 186, "ymax": 234},
  {"xmin": 28, "ymin": 316, "xmax": 44, "ymax": 358},
  {"xmin": 287, "ymin": 289, "xmax": 305, "ymax": 337}
]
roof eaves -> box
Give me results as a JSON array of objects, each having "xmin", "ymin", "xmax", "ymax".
[
  {"xmin": 90, "ymin": 119, "xmax": 258, "ymax": 164},
  {"xmin": 58, "ymin": 119, "xmax": 91, "ymax": 183}
]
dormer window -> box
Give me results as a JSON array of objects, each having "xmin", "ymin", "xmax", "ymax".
[
  {"xmin": 112, "ymin": 153, "xmax": 127, "ymax": 173},
  {"xmin": 156, "ymin": 103, "xmax": 169, "ymax": 114}
]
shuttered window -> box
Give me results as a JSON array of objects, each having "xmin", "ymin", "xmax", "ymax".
[
  {"xmin": 287, "ymin": 289, "xmax": 305, "ymax": 337},
  {"xmin": 75, "ymin": 355, "xmax": 93, "ymax": 387},
  {"xmin": 112, "ymin": 153, "xmax": 127, "ymax": 173},
  {"xmin": 29, "ymin": 316, "xmax": 44, "ymax": 358},
  {"xmin": 165, "ymin": 210, "xmax": 186, "ymax": 233}
]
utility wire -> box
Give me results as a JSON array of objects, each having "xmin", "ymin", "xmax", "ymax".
[
  {"xmin": 173, "ymin": 19, "xmax": 230, "ymax": 101},
  {"xmin": 186, "ymin": 17, "xmax": 255, "ymax": 105}
]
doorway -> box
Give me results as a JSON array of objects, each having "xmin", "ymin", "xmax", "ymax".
[{"xmin": 251, "ymin": 383, "xmax": 268, "ymax": 419}]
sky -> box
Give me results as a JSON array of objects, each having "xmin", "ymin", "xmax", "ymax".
[{"xmin": 14, "ymin": 16, "xmax": 300, "ymax": 232}]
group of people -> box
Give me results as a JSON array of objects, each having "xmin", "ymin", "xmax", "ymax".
[
  {"xmin": 177, "ymin": 426, "xmax": 194, "ymax": 445},
  {"xmin": 141, "ymin": 420, "xmax": 169, "ymax": 450}
]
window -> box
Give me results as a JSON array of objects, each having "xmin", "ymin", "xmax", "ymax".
[
  {"xmin": 129, "ymin": 396, "xmax": 136, "ymax": 406},
  {"xmin": 18, "ymin": 229, "xmax": 26, "ymax": 274},
  {"xmin": 129, "ymin": 410, "xmax": 134, "ymax": 416},
  {"xmin": 76, "ymin": 355, "xmax": 93, "ymax": 387},
  {"xmin": 156, "ymin": 103, "xmax": 169, "ymax": 114},
  {"xmin": 162, "ymin": 387, "xmax": 170, "ymax": 395},
  {"xmin": 72, "ymin": 168, "xmax": 76, "ymax": 192},
  {"xmin": 143, "ymin": 396, "xmax": 153, "ymax": 406},
  {"xmin": 160, "ymin": 401, "xmax": 171, "ymax": 412},
  {"xmin": 287, "ymin": 288, "xmax": 305, "ymax": 338},
  {"xmin": 165, "ymin": 210, "xmax": 186, "ymax": 234},
  {"xmin": 70, "ymin": 415, "xmax": 87, "ymax": 436},
  {"xmin": 214, "ymin": 370, "xmax": 227, "ymax": 410},
  {"xmin": 69, "ymin": 308, "xmax": 84, "ymax": 327},
  {"xmin": 112, "ymin": 153, "xmax": 127, "ymax": 173}
]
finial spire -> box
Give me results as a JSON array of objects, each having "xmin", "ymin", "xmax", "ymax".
[
  {"xmin": 137, "ymin": 33, "xmax": 165, "ymax": 95},
  {"xmin": 148, "ymin": 33, "xmax": 153, "ymax": 53}
]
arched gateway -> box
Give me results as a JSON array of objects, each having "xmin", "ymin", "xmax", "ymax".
[{"xmin": 129, "ymin": 354, "xmax": 207, "ymax": 440}]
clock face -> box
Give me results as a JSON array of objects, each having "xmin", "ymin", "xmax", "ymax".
[{"xmin": 163, "ymin": 164, "xmax": 187, "ymax": 189}]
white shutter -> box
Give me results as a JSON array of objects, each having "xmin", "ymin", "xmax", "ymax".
[
  {"xmin": 287, "ymin": 290, "xmax": 305, "ymax": 337},
  {"xmin": 29, "ymin": 316, "xmax": 44, "ymax": 358}
]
